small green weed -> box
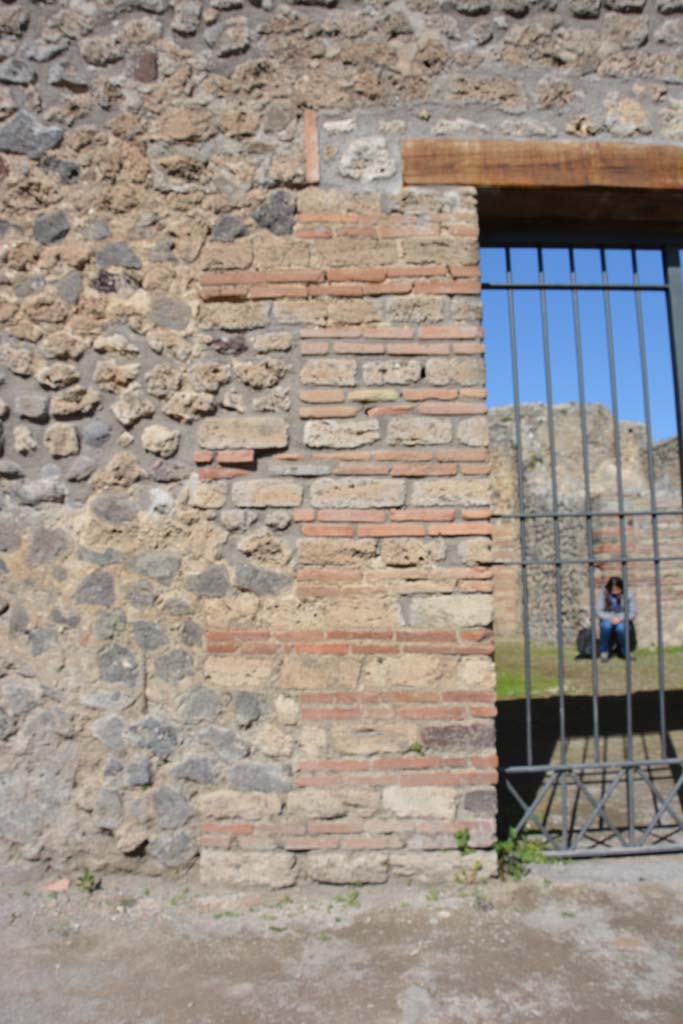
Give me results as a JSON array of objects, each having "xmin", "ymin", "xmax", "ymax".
[
  {"xmin": 75, "ymin": 869, "xmax": 100, "ymax": 894},
  {"xmin": 335, "ymin": 888, "xmax": 360, "ymax": 909},
  {"xmin": 408, "ymin": 741, "xmax": 425, "ymax": 755},
  {"xmin": 170, "ymin": 887, "xmax": 190, "ymax": 906},
  {"xmin": 495, "ymin": 828, "xmax": 548, "ymax": 880},
  {"xmin": 426, "ymin": 887, "xmax": 440, "ymax": 903},
  {"xmin": 455, "ymin": 828, "xmax": 474, "ymax": 855}
]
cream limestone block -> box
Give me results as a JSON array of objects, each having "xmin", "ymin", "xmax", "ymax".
[
  {"xmin": 199, "ymin": 789, "xmax": 283, "ymax": 820},
  {"xmin": 382, "ymin": 786, "xmax": 456, "ymax": 819},
  {"xmin": 360, "ymin": 653, "xmax": 454, "ymax": 690},
  {"xmin": 280, "ymin": 654, "xmax": 362, "ymax": 691},
  {"xmin": 204, "ymin": 655, "xmax": 279, "ymax": 690},
  {"xmin": 200, "ymin": 849, "xmax": 298, "ymax": 888},
  {"xmin": 410, "ymin": 593, "xmax": 494, "ymax": 629}
]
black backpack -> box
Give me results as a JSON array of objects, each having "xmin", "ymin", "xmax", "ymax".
[{"xmin": 576, "ymin": 627, "xmax": 595, "ymax": 659}]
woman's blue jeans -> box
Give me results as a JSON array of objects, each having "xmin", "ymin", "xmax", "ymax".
[{"xmin": 600, "ymin": 619, "xmax": 626, "ymax": 657}]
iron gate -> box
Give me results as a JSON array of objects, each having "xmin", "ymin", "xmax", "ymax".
[{"xmin": 482, "ymin": 237, "xmax": 683, "ymax": 857}]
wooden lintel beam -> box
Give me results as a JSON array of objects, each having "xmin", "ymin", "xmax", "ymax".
[{"xmin": 402, "ymin": 139, "xmax": 683, "ymax": 191}]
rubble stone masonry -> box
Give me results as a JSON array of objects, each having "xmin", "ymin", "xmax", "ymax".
[{"xmin": 0, "ymin": 0, "xmax": 680, "ymax": 884}]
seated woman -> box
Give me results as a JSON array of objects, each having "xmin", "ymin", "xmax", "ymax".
[{"xmin": 597, "ymin": 576, "xmax": 636, "ymax": 662}]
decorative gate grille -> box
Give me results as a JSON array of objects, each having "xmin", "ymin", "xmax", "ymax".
[{"xmin": 482, "ymin": 237, "xmax": 683, "ymax": 857}]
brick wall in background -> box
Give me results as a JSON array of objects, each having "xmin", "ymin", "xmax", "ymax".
[{"xmin": 193, "ymin": 189, "xmax": 498, "ymax": 886}]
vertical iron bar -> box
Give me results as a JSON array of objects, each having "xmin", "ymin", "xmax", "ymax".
[
  {"xmin": 631, "ymin": 250, "xmax": 667, "ymax": 757},
  {"xmin": 570, "ymin": 249, "xmax": 601, "ymax": 762},
  {"xmin": 537, "ymin": 248, "xmax": 568, "ymax": 847},
  {"xmin": 664, "ymin": 247, "xmax": 683, "ymax": 493},
  {"xmin": 506, "ymin": 248, "xmax": 534, "ymax": 766},
  {"xmin": 600, "ymin": 247, "xmax": 635, "ymax": 845}
]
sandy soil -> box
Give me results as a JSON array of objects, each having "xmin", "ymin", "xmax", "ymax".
[{"xmin": 1, "ymin": 855, "xmax": 682, "ymax": 1024}]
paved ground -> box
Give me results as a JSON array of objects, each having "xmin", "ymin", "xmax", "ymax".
[{"xmin": 2, "ymin": 855, "xmax": 682, "ymax": 1024}]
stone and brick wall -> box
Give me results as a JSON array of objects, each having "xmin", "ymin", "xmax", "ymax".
[{"xmin": 0, "ymin": 0, "xmax": 680, "ymax": 884}]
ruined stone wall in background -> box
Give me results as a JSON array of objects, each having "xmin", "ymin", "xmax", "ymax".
[{"xmin": 0, "ymin": 0, "xmax": 681, "ymax": 883}]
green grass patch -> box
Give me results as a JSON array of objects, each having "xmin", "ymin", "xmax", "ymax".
[{"xmin": 496, "ymin": 639, "xmax": 683, "ymax": 701}]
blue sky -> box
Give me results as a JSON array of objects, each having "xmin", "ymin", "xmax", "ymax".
[{"xmin": 481, "ymin": 246, "xmax": 681, "ymax": 443}]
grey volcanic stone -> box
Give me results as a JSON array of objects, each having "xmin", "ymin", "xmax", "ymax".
[
  {"xmin": 2, "ymin": 682, "xmax": 39, "ymax": 717},
  {"xmin": 98, "ymin": 644, "xmax": 138, "ymax": 685},
  {"xmin": 97, "ymin": 242, "xmax": 142, "ymax": 269},
  {"xmin": 82, "ymin": 419, "xmax": 112, "ymax": 447},
  {"xmin": 0, "ymin": 709, "xmax": 17, "ymax": 741},
  {"xmin": 29, "ymin": 627, "xmax": 57, "ymax": 655},
  {"xmin": 126, "ymin": 580, "xmax": 158, "ymax": 609},
  {"xmin": 79, "ymin": 548, "xmax": 123, "ymax": 567},
  {"xmin": 179, "ymin": 620, "xmax": 202, "ymax": 647},
  {"xmin": 155, "ymin": 649, "xmax": 193, "ymax": 683},
  {"xmin": 33, "ymin": 211, "xmax": 70, "ymax": 245},
  {"xmin": 0, "ymin": 57, "xmax": 35, "ymax": 85},
  {"xmin": 15, "ymin": 479, "xmax": 66, "ymax": 505},
  {"xmin": 91, "ymin": 494, "xmax": 137, "ymax": 524},
  {"xmin": 151, "ymin": 461, "xmax": 187, "ymax": 483},
  {"xmin": 66, "ymin": 455, "xmax": 97, "ymax": 482},
  {"xmin": 152, "ymin": 784, "xmax": 192, "ymax": 829},
  {"xmin": 185, "ymin": 565, "xmax": 229, "ymax": 598},
  {"xmin": 464, "ymin": 789, "xmax": 497, "ymax": 815},
  {"xmin": 75, "ymin": 570, "xmax": 115, "ymax": 607},
  {"xmin": 0, "ymin": 517, "xmax": 21, "ymax": 552},
  {"xmin": 234, "ymin": 563, "xmax": 288, "ymax": 596},
  {"xmin": 234, "ymin": 691, "xmax": 262, "ymax": 728},
  {"xmin": 43, "ymin": 157, "xmax": 80, "ymax": 184},
  {"xmin": 94, "ymin": 788, "xmax": 123, "ymax": 830},
  {"xmin": 253, "ymin": 190, "xmax": 296, "ymax": 236},
  {"xmin": 211, "ymin": 215, "xmax": 246, "ymax": 242},
  {"xmin": 149, "ymin": 831, "xmax": 197, "ymax": 867},
  {"xmin": 126, "ymin": 758, "xmax": 152, "ymax": 787},
  {"xmin": 130, "ymin": 551, "xmax": 181, "ymax": 585},
  {"xmin": 17, "ymin": 393, "xmax": 48, "ymax": 421},
  {"xmin": 126, "ymin": 716, "xmax": 178, "ymax": 760},
  {"xmin": 0, "ymin": 460, "xmax": 23, "ymax": 478},
  {"xmin": 149, "ymin": 295, "xmax": 191, "ymax": 330},
  {"xmin": 27, "ymin": 526, "xmax": 71, "ymax": 567},
  {"xmin": 132, "ymin": 621, "xmax": 167, "ymax": 651},
  {"xmin": 56, "ymin": 270, "xmax": 82, "ymax": 304},
  {"xmin": 200, "ymin": 725, "xmax": 249, "ymax": 763},
  {"xmin": 172, "ymin": 756, "xmax": 218, "ymax": 784},
  {"xmin": 94, "ymin": 609, "xmax": 127, "ymax": 642},
  {"xmin": 0, "ymin": 112, "xmax": 63, "ymax": 157},
  {"xmin": 91, "ymin": 713, "xmax": 126, "ymax": 753},
  {"xmin": 230, "ymin": 762, "xmax": 292, "ymax": 793},
  {"xmin": 178, "ymin": 687, "xmax": 220, "ymax": 723}
]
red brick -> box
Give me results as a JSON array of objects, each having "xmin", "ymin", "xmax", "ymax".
[
  {"xmin": 296, "ymin": 227, "xmax": 332, "ymax": 239},
  {"xmin": 264, "ymin": 268, "xmax": 325, "ymax": 282},
  {"xmin": 375, "ymin": 449, "xmax": 433, "ymax": 462},
  {"xmin": 387, "ymin": 343, "xmax": 450, "ymax": 356},
  {"xmin": 301, "ymin": 523, "xmax": 354, "ymax": 537},
  {"xmin": 299, "ymin": 389, "xmax": 346, "ymax": 405},
  {"xmin": 300, "ymin": 404, "xmax": 360, "ymax": 419},
  {"xmin": 437, "ymin": 448, "xmax": 488, "ymax": 462},
  {"xmin": 296, "ymin": 642, "xmax": 351, "ymax": 655},
  {"xmin": 301, "ymin": 327, "xmax": 362, "ymax": 338},
  {"xmin": 395, "ymin": 630, "xmax": 457, "ymax": 641},
  {"xmin": 414, "ymin": 280, "xmax": 481, "ymax": 295},
  {"xmin": 448, "ymin": 264, "xmax": 480, "ymax": 278},
  {"xmin": 366, "ymin": 403, "xmax": 414, "ymax": 417},
  {"xmin": 327, "ymin": 629, "xmax": 395, "ymax": 639},
  {"xmin": 375, "ymin": 756, "xmax": 443, "ymax": 770},
  {"xmin": 309, "ymin": 283, "xmax": 365, "ymax": 298},
  {"xmin": 194, "ymin": 450, "xmax": 214, "ymax": 465},
  {"xmin": 304, "ymin": 108, "xmax": 320, "ymax": 184},
  {"xmin": 460, "ymin": 387, "xmax": 487, "ymax": 399},
  {"xmin": 249, "ymin": 284, "xmax": 308, "ymax": 299},
  {"xmin": 470, "ymin": 704, "xmax": 497, "ymax": 718},
  {"xmin": 327, "ymin": 267, "xmax": 387, "ymax": 283},
  {"xmin": 200, "ymin": 822, "xmax": 253, "ymax": 835},
  {"xmin": 462, "ymin": 507, "xmax": 492, "ymax": 519},
  {"xmin": 200, "ymin": 271, "xmax": 267, "ymax": 286},
  {"xmin": 391, "ymin": 463, "xmax": 458, "ymax": 477},
  {"xmin": 364, "ymin": 281, "xmax": 414, "ymax": 296},
  {"xmin": 309, "ymin": 820, "xmax": 364, "ymax": 834},
  {"xmin": 460, "ymin": 580, "xmax": 494, "ymax": 593},
  {"xmin": 428, "ymin": 522, "xmax": 492, "ymax": 537},
  {"xmin": 293, "ymin": 508, "xmax": 315, "ymax": 522},
  {"xmin": 358, "ymin": 524, "xmax": 425, "ymax": 538},
  {"xmin": 301, "ymin": 708, "xmax": 360, "ymax": 721},
  {"xmin": 462, "ymin": 464, "xmax": 491, "ymax": 475},
  {"xmin": 363, "ymin": 326, "xmax": 414, "ymax": 340},
  {"xmin": 301, "ymin": 341, "xmax": 329, "ymax": 355},
  {"xmin": 451, "ymin": 342, "xmax": 485, "ymax": 355},
  {"xmin": 399, "ymin": 706, "xmax": 466, "ymax": 720},
  {"xmin": 274, "ymin": 628, "xmax": 329, "ymax": 641},
  {"xmin": 472, "ymin": 753, "xmax": 500, "ymax": 768},
  {"xmin": 419, "ymin": 325, "xmax": 482, "ymax": 340},
  {"xmin": 284, "ymin": 837, "xmax": 340, "ymax": 851},
  {"xmin": 336, "ymin": 226, "xmax": 378, "ymax": 238},
  {"xmin": 333, "ymin": 342, "xmax": 386, "ymax": 354},
  {"xmin": 216, "ymin": 449, "xmax": 255, "ymax": 464}
]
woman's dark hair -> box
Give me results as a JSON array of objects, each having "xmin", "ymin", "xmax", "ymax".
[{"xmin": 605, "ymin": 576, "xmax": 623, "ymax": 593}]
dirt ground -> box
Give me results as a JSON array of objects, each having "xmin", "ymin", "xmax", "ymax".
[{"xmin": 2, "ymin": 855, "xmax": 682, "ymax": 1024}]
